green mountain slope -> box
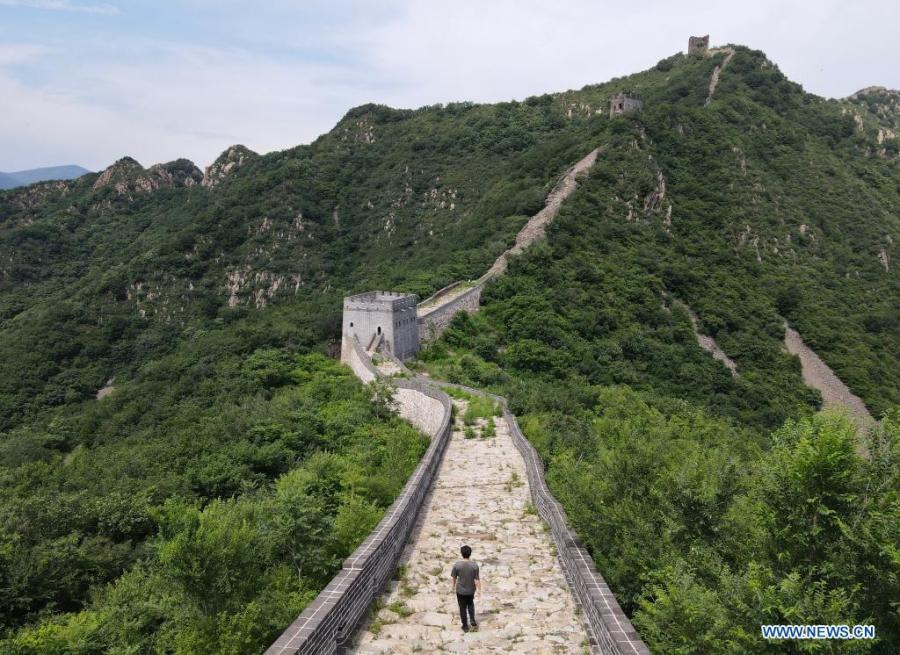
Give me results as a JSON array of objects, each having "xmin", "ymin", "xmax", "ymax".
[
  {"xmin": 0, "ymin": 44, "xmax": 898, "ymax": 653},
  {"xmin": 0, "ymin": 71, "xmax": 607, "ymax": 652},
  {"xmin": 422, "ymin": 47, "xmax": 899, "ymax": 423},
  {"xmin": 416, "ymin": 47, "xmax": 900, "ymax": 654}
]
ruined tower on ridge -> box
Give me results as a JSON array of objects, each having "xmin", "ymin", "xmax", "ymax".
[
  {"xmin": 609, "ymin": 92, "xmax": 642, "ymax": 118},
  {"xmin": 342, "ymin": 291, "xmax": 420, "ymax": 360},
  {"xmin": 688, "ymin": 35, "xmax": 709, "ymax": 55}
]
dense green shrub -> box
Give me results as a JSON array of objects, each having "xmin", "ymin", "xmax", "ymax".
[{"xmin": 0, "ymin": 354, "xmax": 426, "ymax": 651}]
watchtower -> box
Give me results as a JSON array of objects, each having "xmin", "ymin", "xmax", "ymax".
[
  {"xmin": 342, "ymin": 291, "xmax": 419, "ymax": 360},
  {"xmin": 609, "ymin": 93, "xmax": 643, "ymax": 119},
  {"xmin": 688, "ymin": 35, "xmax": 709, "ymax": 55}
]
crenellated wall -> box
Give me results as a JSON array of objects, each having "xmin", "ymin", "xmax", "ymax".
[
  {"xmin": 341, "ymin": 334, "xmax": 377, "ymax": 383},
  {"xmin": 267, "ymin": 337, "xmax": 453, "ymax": 655},
  {"xmin": 432, "ymin": 382, "xmax": 650, "ymax": 655},
  {"xmin": 270, "ymin": 144, "xmax": 650, "ymax": 653}
]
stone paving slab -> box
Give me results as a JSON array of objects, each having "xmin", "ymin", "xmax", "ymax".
[{"xmin": 350, "ymin": 401, "xmax": 589, "ymax": 654}]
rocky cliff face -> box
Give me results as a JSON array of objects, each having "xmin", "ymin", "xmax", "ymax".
[
  {"xmin": 201, "ymin": 145, "xmax": 257, "ymax": 188},
  {"xmin": 91, "ymin": 156, "xmax": 203, "ymax": 197},
  {"xmin": 843, "ymin": 86, "xmax": 900, "ymax": 157}
]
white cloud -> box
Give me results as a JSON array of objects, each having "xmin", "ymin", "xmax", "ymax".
[
  {"xmin": 0, "ymin": 0, "xmax": 119, "ymax": 15},
  {"xmin": 0, "ymin": 43, "xmax": 50, "ymax": 65},
  {"xmin": 1, "ymin": 0, "xmax": 898, "ymax": 171},
  {"xmin": 0, "ymin": 40, "xmax": 370, "ymax": 170}
]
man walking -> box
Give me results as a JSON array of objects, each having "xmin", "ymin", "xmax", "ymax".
[{"xmin": 451, "ymin": 544, "xmax": 480, "ymax": 632}]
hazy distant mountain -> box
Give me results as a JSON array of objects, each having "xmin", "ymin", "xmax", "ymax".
[
  {"xmin": 0, "ymin": 172, "xmax": 19, "ymax": 189},
  {"xmin": 0, "ymin": 164, "xmax": 91, "ymax": 189}
]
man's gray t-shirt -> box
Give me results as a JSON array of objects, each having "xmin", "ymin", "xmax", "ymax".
[{"xmin": 451, "ymin": 559, "xmax": 479, "ymax": 595}]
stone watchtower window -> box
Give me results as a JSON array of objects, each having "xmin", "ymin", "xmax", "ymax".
[
  {"xmin": 377, "ymin": 326, "xmax": 381, "ymax": 335},
  {"xmin": 349, "ymin": 322, "xmax": 353, "ymax": 327}
]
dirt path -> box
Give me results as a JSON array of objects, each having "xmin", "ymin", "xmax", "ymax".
[{"xmin": 350, "ymin": 399, "xmax": 588, "ymax": 654}]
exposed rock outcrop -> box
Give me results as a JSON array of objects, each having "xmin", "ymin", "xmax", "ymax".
[
  {"xmin": 92, "ymin": 156, "xmax": 146, "ymax": 193},
  {"xmin": 92, "ymin": 156, "xmax": 202, "ymax": 197},
  {"xmin": 682, "ymin": 303, "xmax": 738, "ymax": 376},
  {"xmin": 4, "ymin": 179, "xmax": 73, "ymax": 212},
  {"xmin": 842, "ymin": 87, "xmax": 900, "ymax": 158},
  {"xmin": 148, "ymin": 159, "xmax": 203, "ymax": 188},
  {"xmin": 202, "ymin": 145, "xmax": 257, "ymax": 188},
  {"xmin": 96, "ymin": 378, "xmax": 115, "ymax": 400}
]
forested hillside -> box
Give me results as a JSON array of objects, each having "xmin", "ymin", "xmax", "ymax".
[
  {"xmin": 0, "ymin": 58, "xmax": 610, "ymax": 652},
  {"xmin": 1, "ymin": 44, "xmax": 898, "ymax": 653},
  {"xmin": 414, "ymin": 47, "xmax": 900, "ymax": 654}
]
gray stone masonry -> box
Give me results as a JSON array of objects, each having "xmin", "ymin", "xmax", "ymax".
[
  {"xmin": 343, "ymin": 291, "xmax": 419, "ymax": 360},
  {"xmin": 609, "ymin": 93, "xmax": 643, "ymax": 119},
  {"xmin": 417, "ymin": 284, "xmax": 482, "ymax": 343},
  {"xmin": 433, "ymin": 382, "xmax": 651, "ymax": 655},
  {"xmin": 350, "ymin": 396, "xmax": 588, "ymax": 653},
  {"xmin": 688, "ymin": 34, "xmax": 709, "ymax": 55},
  {"xmin": 273, "ymin": 143, "xmax": 651, "ymax": 653},
  {"xmin": 267, "ymin": 337, "xmax": 453, "ymax": 655}
]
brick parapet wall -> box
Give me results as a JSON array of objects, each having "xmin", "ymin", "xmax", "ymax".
[
  {"xmin": 417, "ymin": 280, "xmax": 464, "ymax": 308},
  {"xmin": 432, "ymin": 381, "xmax": 650, "ymax": 655},
  {"xmin": 417, "ymin": 283, "xmax": 483, "ymax": 342},
  {"xmin": 266, "ymin": 337, "xmax": 453, "ymax": 655},
  {"xmin": 505, "ymin": 410, "xmax": 650, "ymax": 654}
]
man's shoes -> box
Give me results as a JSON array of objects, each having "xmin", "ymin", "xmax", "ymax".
[
  {"xmin": 462, "ymin": 625, "xmax": 470, "ymax": 633},
  {"xmin": 471, "ymin": 622, "xmax": 478, "ymax": 630}
]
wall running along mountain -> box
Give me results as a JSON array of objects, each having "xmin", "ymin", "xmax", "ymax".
[{"xmin": 0, "ymin": 43, "xmax": 897, "ymax": 654}]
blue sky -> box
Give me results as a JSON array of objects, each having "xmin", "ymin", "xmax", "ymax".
[{"xmin": 1, "ymin": 0, "xmax": 898, "ymax": 171}]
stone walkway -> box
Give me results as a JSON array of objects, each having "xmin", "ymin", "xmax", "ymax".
[
  {"xmin": 350, "ymin": 399, "xmax": 588, "ymax": 654},
  {"xmin": 418, "ymin": 282, "xmax": 476, "ymax": 315}
]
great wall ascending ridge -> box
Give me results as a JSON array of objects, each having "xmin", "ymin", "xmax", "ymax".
[
  {"xmin": 268, "ymin": 147, "xmax": 651, "ymax": 654},
  {"xmin": 413, "ymin": 147, "xmax": 601, "ymax": 346},
  {"xmin": 268, "ymin": 46, "xmax": 876, "ymax": 648}
]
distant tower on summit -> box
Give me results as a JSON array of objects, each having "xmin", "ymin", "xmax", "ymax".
[
  {"xmin": 688, "ymin": 35, "xmax": 709, "ymax": 55},
  {"xmin": 609, "ymin": 92, "xmax": 642, "ymax": 119}
]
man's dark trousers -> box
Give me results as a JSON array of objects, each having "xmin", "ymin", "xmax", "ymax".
[{"xmin": 456, "ymin": 593, "xmax": 476, "ymax": 627}]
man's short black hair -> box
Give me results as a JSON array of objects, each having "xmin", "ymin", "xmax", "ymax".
[{"xmin": 461, "ymin": 545, "xmax": 472, "ymax": 558}]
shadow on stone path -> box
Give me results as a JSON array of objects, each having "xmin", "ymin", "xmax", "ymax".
[{"xmin": 349, "ymin": 399, "xmax": 588, "ymax": 654}]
